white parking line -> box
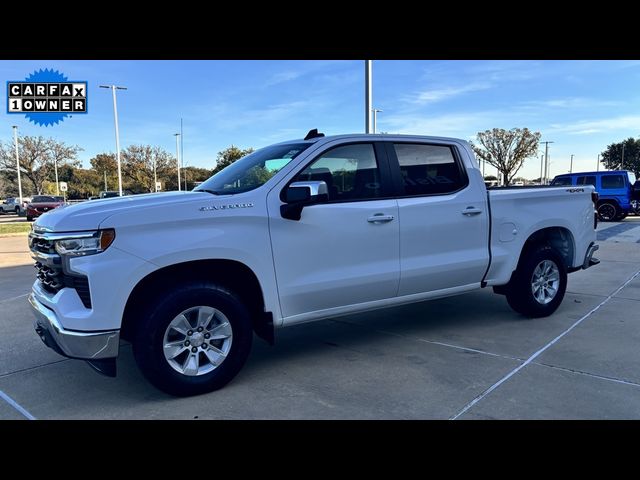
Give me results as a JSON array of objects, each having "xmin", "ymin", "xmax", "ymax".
[
  {"xmin": 450, "ymin": 267, "xmax": 640, "ymax": 420},
  {"xmin": 0, "ymin": 293, "xmax": 28, "ymax": 304},
  {"xmin": 0, "ymin": 389, "xmax": 36, "ymax": 420}
]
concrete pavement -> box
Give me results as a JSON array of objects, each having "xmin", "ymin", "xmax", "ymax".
[{"xmin": 0, "ymin": 218, "xmax": 638, "ymax": 419}]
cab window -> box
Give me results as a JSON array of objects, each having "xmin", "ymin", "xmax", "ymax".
[{"xmin": 551, "ymin": 176, "xmax": 573, "ymax": 186}]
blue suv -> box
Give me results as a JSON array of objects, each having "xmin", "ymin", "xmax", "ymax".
[{"xmin": 551, "ymin": 170, "xmax": 638, "ymax": 221}]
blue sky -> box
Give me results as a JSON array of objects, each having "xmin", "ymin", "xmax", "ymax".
[{"xmin": 2, "ymin": 60, "xmax": 640, "ymax": 179}]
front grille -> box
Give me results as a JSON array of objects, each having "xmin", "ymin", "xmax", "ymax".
[
  {"xmin": 35, "ymin": 261, "xmax": 64, "ymax": 291},
  {"xmin": 30, "ymin": 233, "xmax": 92, "ymax": 309},
  {"xmin": 30, "ymin": 236, "xmax": 55, "ymax": 254}
]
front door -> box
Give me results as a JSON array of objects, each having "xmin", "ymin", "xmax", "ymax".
[{"xmin": 267, "ymin": 142, "xmax": 400, "ymax": 320}]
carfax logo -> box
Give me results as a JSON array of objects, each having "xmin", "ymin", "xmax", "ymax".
[{"xmin": 7, "ymin": 69, "xmax": 87, "ymax": 126}]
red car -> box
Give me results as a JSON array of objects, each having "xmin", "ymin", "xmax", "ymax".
[{"xmin": 26, "ymin": 195, "xmax": 65, "ymax": 221}]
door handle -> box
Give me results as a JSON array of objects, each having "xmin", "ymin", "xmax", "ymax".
[
  {"xmin": 462, "ymin": 207, "xmax": 483, "ymax": 216},
  {"xmin": 367, "ymin": 214, "xmax": 395, "ymax": 223}
]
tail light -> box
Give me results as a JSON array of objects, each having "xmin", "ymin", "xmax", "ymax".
[{"xmin": 592, "ymin": 191, "xmax": 598, "ymax": 229}]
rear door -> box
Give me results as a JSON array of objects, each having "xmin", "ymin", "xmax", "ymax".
[{"xmin": 386, "ymin": 141, "xmax": 490, "ymax": 296}]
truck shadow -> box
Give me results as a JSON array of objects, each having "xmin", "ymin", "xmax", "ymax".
[{"xmin": 244, "ymin": 289, "xmax": 517, "ymax": 368}]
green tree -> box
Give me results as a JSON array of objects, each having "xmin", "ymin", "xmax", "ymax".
[
  {"xmin": 471, "ymin": 128, "xmax": 541, "ymax": 186},
  {"xmin": 54, "ymin": 165, "xmax": 102, "ymax": 199},
  {"xmin": 212, "ymin": 145, "xmax": 254, "ymax": 174},
  {"xmin": 182, "ymin": 166, "xmax": 214, "ymax": 190},
  {"xmin": 121, "ymin": 145, "xmax": 176, "ymax": 193},
  {"xmin": 0, "ymin": 136, "xmax": 82, "ymax": 194},
  {"xmin": 242, "ymin": 165, "xmax": 278, "ymax": 189},
  {"xmin": 600, "ymin": 138, "xmax": 640, "ymax": 175},
  {"xmin": 89, "ymin": 153, "xmax": 119, "ymax": 191}
]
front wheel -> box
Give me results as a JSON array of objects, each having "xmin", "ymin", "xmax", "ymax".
[
  {"xmin": 132, "ymin": 282, "xmax": 253, "ymax": 396},
  {"xmin": 506, "ymin": 245, "xmax": 567, "ymax": 318}
]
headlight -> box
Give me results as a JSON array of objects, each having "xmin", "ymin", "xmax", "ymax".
[{"xmin": 54, "ymin": 229, "xmax": 116, "ymax": 257}]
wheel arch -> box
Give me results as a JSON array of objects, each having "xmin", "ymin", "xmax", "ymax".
[
  {"xmin": 121, "ymin": 259, "xmax": 273, "ymax": 345},
  {"xmin": 518, "ymin": 226, "xmax": 575, "ymax": 271},
  {"xmin": 597, "ymin": 198, "xmax": 620, "ymax": 208}
]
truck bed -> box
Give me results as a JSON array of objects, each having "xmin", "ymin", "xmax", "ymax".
[{"xmin": 484, "ymin": 185, "xmax": 596, "ymax": 286}]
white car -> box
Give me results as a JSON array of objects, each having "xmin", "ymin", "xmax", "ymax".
[
  {"xmin": 28, "ymin": 131, "xmax": 599, "ymax": 396},
  {"xmin": 1, "ymin": 197, "xmax": 31, "ymax": 215}
]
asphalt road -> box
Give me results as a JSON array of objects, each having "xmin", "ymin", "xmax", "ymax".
[
  {"xmin": 0, "ymin": 218, "xmax": 639, "ymax": 419},
  {"xmin": 0, "ymin": 214, "xmax": 28, "ymax": 224}
]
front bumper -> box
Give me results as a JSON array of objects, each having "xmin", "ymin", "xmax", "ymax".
[{"xmin": 29, "ymin": 293, "xmax": 119, "ymax": 360}]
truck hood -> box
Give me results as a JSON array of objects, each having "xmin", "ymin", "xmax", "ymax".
[{"xmin": 34, "ymin": 191, "xmax": 212, "ymax": 232}]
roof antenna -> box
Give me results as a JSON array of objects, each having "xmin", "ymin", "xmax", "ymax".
[{"xmin": 304, "ymin": 128, "xmax": 325, "ymax": 140}]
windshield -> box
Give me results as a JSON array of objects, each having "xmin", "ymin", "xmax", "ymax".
[
  {"xmin": 195, "ymin": 143, "xmax": 312, "ymax": 195},
  {"xmin": 32, "ymin": 196, "xmax": 63, "ymax": 203}
]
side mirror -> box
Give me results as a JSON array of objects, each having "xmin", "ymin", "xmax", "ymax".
[{"xmin": 281, "ymin": 181, "xmax": 329, "ymax": 221}]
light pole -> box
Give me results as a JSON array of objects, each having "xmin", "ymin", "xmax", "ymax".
[
  {"xmin": 597, "ymin": 153, "xmax": 600, "ymax": 172},
  {"xmin": 180, "ymin": 118, "xmax": 184, "ymax": 187},
  {"xmin": 12, "ymin": 126, "xmax": 23, "ymax": 208},
  {"xmin": 540, "ymin": 141, "xmax": 554, "ymax": 184},
  {"xmin": 621, "ymin": 143, "xmax": 625, "ymax": 170},
  {"xmin": 570, "ymin": 154, "xmax": 574, "ymax": 173},
  {"xmin": 174, "ymin": 133, "xmax": 181, "ymax": 191},
  {"xmin": 100, "ymin": 85, "xmax": 127, "ymax": 197},
  {"xmin": 54, "ymin": 156, "xmax": 59, "ymax": 195},
  {"xmin": 365, "ymin": 60, "xmax": 372, "ymax": 133},
  {"xmin": 153, "ymin": 154, "xmax": 158, "ymax": 192},
  {"xmin": 184, "ymin": 165, "xmax": 188, "ymax": 191},
  {"xmin": 540, "ymin": 154, "xmax": 544, "ymax": 184},
  {"xmin": 372, "ymin": 108, "xmax": 382, "ymax": 134}
]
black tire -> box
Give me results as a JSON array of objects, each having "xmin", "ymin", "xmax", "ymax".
[
  {"xmin": 597, "ymin": 202, "xmax": 618, "ymax": 222},
  {"xmin": 26, "ymin": 215, "xmax": 33, "ymax": 222},
  {"xmin": 505, "ymin": 245, "xmax": 567, "ymax": 318},
  {"xmin": 132, "ymin": 282, "xmax": 253, "ymax": 396},
  {"xmin": 14, "ymin": 207, "xmax": 20, "ymax": 215}
]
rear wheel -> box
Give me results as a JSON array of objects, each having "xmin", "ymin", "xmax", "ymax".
[
  {"xmin": 132, "ymin": 282, "xmax": 253, "ymax": 396},
  {"xmin": 26, "ymin": 215, "xmax": 33, "ymax": 221},
  {"xmin": 597, "ymin": 202, "xmax": 618, "ymax": 222},
  {"xmin": 506, "ymin": 245, "xmax": 567, "ymax": 318},
  {"xmin": 14, "ymin": 207, "xmax": 20, "ymax": 215}
]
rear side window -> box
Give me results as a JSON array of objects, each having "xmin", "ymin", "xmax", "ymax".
[
  {"xmin": 577, "ymin": 176, "xmax": 596, "ymax": 187},
  {"xmin": 601, "ymin": 175, "xmax": 624, "ymax": 189},
  {"xmin": 393, "ymin": 143, "xmax": 466, "ymax": 196},
  {"xmin": 551, "ymin": 176, "xmax": 573, "ymax": 186}
]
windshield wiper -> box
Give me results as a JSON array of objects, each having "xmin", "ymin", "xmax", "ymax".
[{"xmin": 195, "ymin": 189, "xmax": 228, "ymax": 195}]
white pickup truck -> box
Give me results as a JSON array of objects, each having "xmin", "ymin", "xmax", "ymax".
[{"xmin": 28, "ymin": 132, "xmax": 599, "ymax": 396}]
